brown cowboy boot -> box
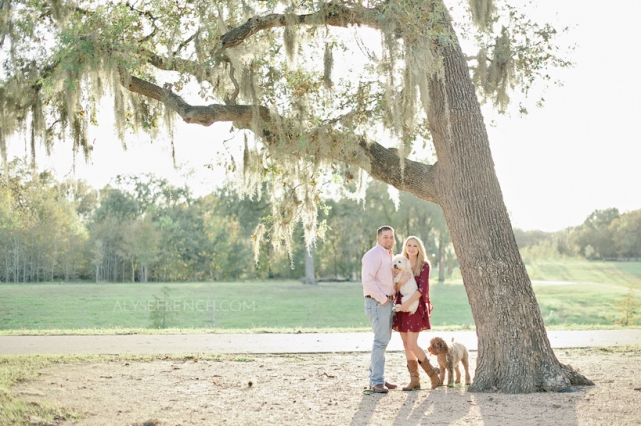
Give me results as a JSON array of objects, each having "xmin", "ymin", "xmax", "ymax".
[
  {"xmin": 418, "ymin": 355, "xmax": 440, "ymax": 390},
  {"xmin": 402, "ymin": 360, "xmax": 421, "ymax": 391}
]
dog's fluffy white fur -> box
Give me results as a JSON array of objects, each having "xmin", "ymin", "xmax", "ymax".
[{"xmin": 392, "ymin": 254, "xmax": 419, "ymax": 314}]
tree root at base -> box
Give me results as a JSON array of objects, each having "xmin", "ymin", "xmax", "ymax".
[
  {"xmin": 468, "ymin": 363, "xmax": 594, "ymax": 394},
  {"xmin": 561, "ymin": 363, "xmax": 595, "ymax": 387}
]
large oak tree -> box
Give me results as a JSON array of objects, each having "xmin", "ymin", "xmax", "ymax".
[{"xmin": 0, "ymin": 0, "xmax": 593, "ymax": 392}]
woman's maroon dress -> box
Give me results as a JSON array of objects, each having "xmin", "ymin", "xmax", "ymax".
[{"xmin": 392, "ymin": 262, "xmax": 433, "ymax": 332}]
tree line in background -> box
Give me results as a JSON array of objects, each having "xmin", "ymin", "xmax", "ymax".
[
  {"xmin": 515, "ymin": 207, "xmax": 641, "ymax": 262},
  {"xmin": 0, "ymin": 160, "xmax": 455, "ymax": 283},
  {"xmin": 1, "ymin": 159, "xmax": 639, "ymax": 284}
]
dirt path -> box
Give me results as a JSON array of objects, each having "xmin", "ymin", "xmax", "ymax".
[
  {"xmin": 2, "ymin": 329, "xmax": 640, "ymax": 355},
  {"xmin": 13, "ymin": 348, "xmax": 641, "ymax": 425}
]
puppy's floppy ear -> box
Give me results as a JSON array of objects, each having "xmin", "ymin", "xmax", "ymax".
[{"xmin": 438, "ymin": 339, "xmax": 448, "ymax": 352}]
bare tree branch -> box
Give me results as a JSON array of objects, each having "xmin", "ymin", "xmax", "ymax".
[
  {"xmin": 137, "ymin": 3, "xmax": 385, "ymax": 102},
  {"xmin": 174, "ymin": 31, "xmax": 198, "ymax": 55},
  {"xmin": 125, "ymin": 1, "xmax": 159, "ymax": 42},
  {"xmin": 139, "ymin": 49, "xmax": 202, "ymax": 75},
  {"xmin": 224, "ymin": 59, "xmax": 240, "ymax": 105}
]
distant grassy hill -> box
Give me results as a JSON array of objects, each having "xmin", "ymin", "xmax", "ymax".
[
  {"xmin": 526, "ymin": 258, "xmax": 641, "ymax": 327},
  {"xmin": 0, "ymin": 259, "xmax": 639, "ymax": 334},
  {"xmin": 525, "ymin": 258, "xmax": 641, "ymax": 289}
]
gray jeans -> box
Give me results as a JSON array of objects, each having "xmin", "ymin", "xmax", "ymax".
[{"xmin": 364, "ymin": 297, "xmax": 394, "ymax": 387}]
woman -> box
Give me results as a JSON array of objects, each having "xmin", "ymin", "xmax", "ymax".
[{"xmin": 392, "ymin": 236, "xmax": 440, "ymax": 391}]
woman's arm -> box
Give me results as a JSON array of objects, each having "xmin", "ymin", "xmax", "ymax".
[
  {"xmin": 399, "ymin": 289, "xmax": 422, "ymax": 311},
  {"xmin": 394, "ymin": 271, "xmax": 413, "ymax": 292},
  {"xmin": 416, "ymin": 262, "xmax": 431, "ymax": 302}
]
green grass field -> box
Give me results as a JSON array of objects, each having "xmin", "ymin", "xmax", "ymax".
[
  {"xmin": 525, "ymin": 258, "xmax": 641, "ymax": 288},
  {"xmin": 526, "ymin": 258, "xmax": 641, "ymax": 326},
  {"xmin": 0, "ymin": 259, "xmax": 639, "ymax": 333}
]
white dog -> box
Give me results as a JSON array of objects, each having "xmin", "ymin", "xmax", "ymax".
[{"xmin": 392, "ymin": 254, "xmax": 419, "ymax": 314}]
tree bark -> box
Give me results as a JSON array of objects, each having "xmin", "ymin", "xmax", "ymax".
[
  {"xmin": 302, "ymin": 246, "xmax": 317, "ymax": 285},
  {"xmin": 438, "ymin": 237, "xmax": 445, "ymax": 283},
  {"xmin": 425, "ymin": 23, "xmax": 593, "ymax": 392}
]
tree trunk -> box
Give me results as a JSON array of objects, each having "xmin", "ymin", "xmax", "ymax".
[
  {"xmin": 438, "ymin": 237, "xmax": 445, "ymax": 283},
  {"xmin": 14, "ymin": 239, "xmax": 18, "ymax": 283},
  {"xmin": 302, "ymin": 246, "xmax": 317, "ymax": 285},
  {"xmin": 424, "ymin": 27, "xmax": 592, "ymax": 393},
  {"xmin": 333, "ymin": 242, "xmax": 337, "ymax": 279}
]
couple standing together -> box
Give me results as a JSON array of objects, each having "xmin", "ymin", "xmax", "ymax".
[{"xmin": 362, "ymin": 225, "xmax": 440, "ymax": 393}]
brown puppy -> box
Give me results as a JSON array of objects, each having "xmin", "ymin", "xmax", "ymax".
[{"xmin": 427, "ymin": 337, "xmax": 471, "ymax": 387}]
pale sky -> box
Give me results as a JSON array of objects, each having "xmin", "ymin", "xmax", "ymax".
[
  {"xmin": 486, "ymin": 0, "xmax": 641, "ymax": 231},
  {"xmin": 6, "ymin": 0, "xmax": 641, "ymax": 232}
]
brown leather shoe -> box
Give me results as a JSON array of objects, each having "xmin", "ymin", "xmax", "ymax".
[
  {"xmin": 385, "ymin": 381, "xmax": 398, "ymax": 390},
  {"xmin": 371, "ymin": 384, "xmax": 389, "ymax": 393}
]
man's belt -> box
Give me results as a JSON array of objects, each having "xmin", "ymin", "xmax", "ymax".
[{"xmin": 365, "ymin": 295, "xmax": 395, "ymax": 302}]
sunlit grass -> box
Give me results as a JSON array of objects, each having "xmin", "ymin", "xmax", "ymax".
[
  {"xmin": 0, "ymin": 281, "xmax": 373, "ymax": 331},
  {"xmin": 525, "ymin": 258, "xmax": 641, "ymax": 289},
  {"xmin": 1, "ymin": 259, "xmax": 640, "ymax": 334}
]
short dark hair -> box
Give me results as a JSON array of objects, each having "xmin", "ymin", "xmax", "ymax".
[{"xmin": 377, "ymin": 225, "xmax": 394, "ymax": 236}]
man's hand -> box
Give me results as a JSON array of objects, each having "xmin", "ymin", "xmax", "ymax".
[{"xmin": 380, "ymin": 298, "xmax": 389, "ymax": 306}]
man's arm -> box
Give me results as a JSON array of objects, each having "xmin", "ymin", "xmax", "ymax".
[{"xmin": 362, "ymin": 253, "xmax": 389, "ymax": 305}]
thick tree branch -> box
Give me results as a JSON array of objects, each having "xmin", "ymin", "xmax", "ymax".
[
  {"xmin": 125, "ymin": 75, "xmax": 269, "ymax": 125},
  {"xmin": 218, "ymin": 2, "xmax": 381, "ymax": 53},
  {"xmin": 360, "ymin": 139, "xmax": 439, "ymax": 203},
  {"xmin": 124, "ymin": 74, "xmax": 438, "ymax": 203}
]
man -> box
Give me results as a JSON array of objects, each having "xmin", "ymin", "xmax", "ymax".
[{"xmin": 362, "ymin": 225, "xmax": 398, "ymax": 393}]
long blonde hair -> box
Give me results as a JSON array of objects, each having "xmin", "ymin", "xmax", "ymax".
[{"xmin": 402, "ymin": 236, "xmax": 430, "ymax": 276}]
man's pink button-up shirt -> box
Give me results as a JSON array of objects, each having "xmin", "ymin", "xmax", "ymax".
[{"xmin": 361, "ymin": 243, "xmax": 394, "ymax": 304}]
